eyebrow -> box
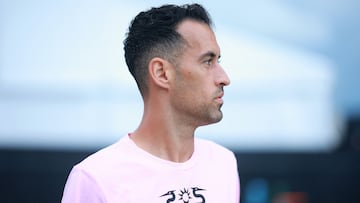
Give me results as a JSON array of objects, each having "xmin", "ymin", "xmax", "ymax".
[{"xmin": 198, "ymin": 51, "xmax": 221, "ymax": 61}]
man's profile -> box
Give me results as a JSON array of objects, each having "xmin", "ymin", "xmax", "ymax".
[{"xmin": 62, "ymin": 4, "xmax": 240, "ymax": 202}]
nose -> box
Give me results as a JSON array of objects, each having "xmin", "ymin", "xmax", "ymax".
[{"xmin": 215, "ymin": 64, "xmax": 231, "ymax": 87}]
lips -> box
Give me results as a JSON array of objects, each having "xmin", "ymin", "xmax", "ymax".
[
  {"xmin": 218, "ymin": 92, "xmax": 224, "ymax": 98},
  {"xmin": 215, "ymin": 92, "xmax": 224, "ymax": 104}
]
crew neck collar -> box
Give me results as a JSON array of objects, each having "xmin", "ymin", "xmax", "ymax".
[{"xmin": 124, "ymin": 134, "xmax": 199, "ymax": 170}]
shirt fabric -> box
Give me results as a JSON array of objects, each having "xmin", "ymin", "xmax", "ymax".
[{"xmin": 62, "ymin": 135, "xmax": 240, "ymax": 203}]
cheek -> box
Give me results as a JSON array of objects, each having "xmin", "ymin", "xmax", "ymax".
[{"xmin": 174, "ymin": 68, "xmax": 209, "ymax": 97}]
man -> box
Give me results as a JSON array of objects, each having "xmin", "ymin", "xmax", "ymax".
[{"xmin": 62, "ymin": 3, "xmax": 240, "ymax": 202}]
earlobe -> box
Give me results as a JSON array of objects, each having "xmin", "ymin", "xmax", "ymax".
[{"xmin": 148, "ymin": 57, "xmax": 171, "ymax": 89}]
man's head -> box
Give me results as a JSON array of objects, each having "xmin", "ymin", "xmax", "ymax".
[{"xmin": 123, "ymin": 4, "xmax": 212, "ymax": 98}]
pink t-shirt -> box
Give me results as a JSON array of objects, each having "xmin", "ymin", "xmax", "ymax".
[{"xmin": 62, "ymin": 135, "xmax": 240, "ymax": 203}]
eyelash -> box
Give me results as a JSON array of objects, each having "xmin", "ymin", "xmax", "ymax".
[{"xmin": 205, "ymin": 58, "xmax": 221, "ymax": 66}]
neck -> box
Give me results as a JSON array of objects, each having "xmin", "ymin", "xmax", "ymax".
[{"xmin": 129, "ymin": 99, "xmax": 196, "ymax": 163}]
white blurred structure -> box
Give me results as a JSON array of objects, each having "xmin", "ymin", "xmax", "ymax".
[{"xmin": 1, "ymin": 0, "xmax": 352, "ymax": 151}]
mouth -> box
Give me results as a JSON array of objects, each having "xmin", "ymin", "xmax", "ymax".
[{"xmin": 215, "ymin": 92, "xmax": 224, "ymax": 104}]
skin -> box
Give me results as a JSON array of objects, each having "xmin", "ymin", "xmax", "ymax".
[{"xmin": 130, "ymin": 19, "xmax": 231, "ymax": 163}]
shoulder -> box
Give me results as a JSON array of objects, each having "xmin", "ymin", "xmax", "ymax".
[
  {"xmin": 73, "ymin": 135, "xmax": 132, "ymax": 176},
  {"xmin": 63, "ymin": 136, "xmax": 135, "ymax": 197}
]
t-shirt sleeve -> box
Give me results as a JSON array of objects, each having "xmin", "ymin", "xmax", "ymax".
[{"xmin": 61, "ymin": 166, "xmax": 105, "ymax": 203}]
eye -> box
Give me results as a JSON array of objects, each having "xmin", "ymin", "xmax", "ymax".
[{"xmin": 205, "ymin": 59, "xmax": 212, "ymax": 66}]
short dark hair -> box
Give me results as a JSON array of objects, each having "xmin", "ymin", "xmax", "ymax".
[{"xmin": 123, "ymin": 4, "xmax": 212, "ymax": 97}]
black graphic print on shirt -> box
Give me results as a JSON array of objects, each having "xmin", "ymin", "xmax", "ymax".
[{"xmin": 160, "ymin": 187, "xmax": 206, "ymax": 203}]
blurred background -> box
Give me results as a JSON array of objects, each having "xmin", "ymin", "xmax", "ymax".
[{"xmin": 0, "ymin": 0, "xmax": 359, "ymax": 202}]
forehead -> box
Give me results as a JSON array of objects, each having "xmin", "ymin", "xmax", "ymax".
[{"xmin": 176, "ymin": 20, "xmax": 220, "ymax": 55}]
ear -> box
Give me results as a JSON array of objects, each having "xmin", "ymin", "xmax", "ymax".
[{"xmin": 148, "ymin": 57, "xmax": 172, "ymax": 90}]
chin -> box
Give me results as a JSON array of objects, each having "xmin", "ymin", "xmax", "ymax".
[
  {"xmin": 209, "ymin": 111, "xmax": 223, "ymax": 124},
  {"xmin": 198, "ymin": 115, "xmax": 222, "ymax": 127}
]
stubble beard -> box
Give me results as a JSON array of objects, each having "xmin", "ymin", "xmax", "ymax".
[
  {"xmin": 173, "ymin": 97, "xmax": 224, "ymax": 128},
  {"xmin": 195, "ymin": 101, "xmax": 224, "ymax": 127}
]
